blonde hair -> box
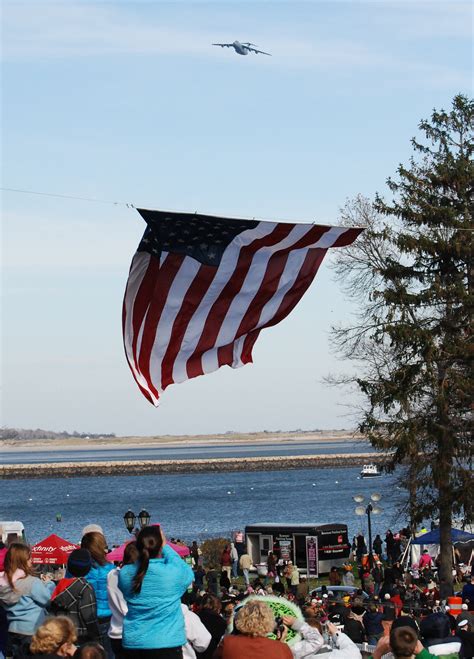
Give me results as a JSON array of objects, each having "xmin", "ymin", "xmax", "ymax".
[
  {"xmin": 235, "ymin": 599, "xmax": 275, "ymax": 637},
  {"xmin": 30, "ymin": 617, "xmax": 77, "ymax": 655}
]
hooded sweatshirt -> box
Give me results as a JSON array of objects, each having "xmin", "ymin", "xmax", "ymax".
[
  {"xmin": 50, "ymin": 576, "xmax": 100, "ymax": 643},
  {"xmin": 420, "ymin": 612, "xmax": 461, "ymax": 659},
  {"xmin": 423, "ymin": 639, "xmax": 461, "ymax": 659},
  {"xmin": 0, "ymin": 569, "xmax": 55, "ymax": 635}
]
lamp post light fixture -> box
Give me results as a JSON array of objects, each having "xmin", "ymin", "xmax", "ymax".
[
  {"xmin": 138, "ymin": 509, "xmax": 151, "ymax": 528},
  {"xmin": 353, "ymin": 493, "xmax": 383, "ymax": 569},
  {"xmin": 124, "ymin": 509, "xmax": 136, "ymax": 534}
]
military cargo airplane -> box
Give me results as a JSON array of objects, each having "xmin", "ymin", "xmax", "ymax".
[{"xmin": 212, "ymin": 41, "xmax": 271, "ymax": 56}]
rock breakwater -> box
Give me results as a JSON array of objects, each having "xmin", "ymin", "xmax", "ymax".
[{"xmin": 0, "ymin": 453, "xmax": 384, "ymax": 479}]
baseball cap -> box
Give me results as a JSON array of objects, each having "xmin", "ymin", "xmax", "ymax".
[{"xmin": 458, "ymin": 619, "xmax": 469, "ymax": 628}]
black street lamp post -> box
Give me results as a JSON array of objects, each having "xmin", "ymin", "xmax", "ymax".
[
  {"xmin": 354, "ymin": 493, "xmax": 383, "ymax": 570},
  {"xmin": 138, "ymin": 509, "xmax": 151, "ymax": 528},
  {"xmin": 124, "ymin": 509, "xmax": 151, "ymax": 534},
  {"xmin": 124, "ymin": 509, "xmax": 136, "ymax": 533},
  {"xmin": 366, "ymin": 503, "xmax": 374, "ymax": 568}
]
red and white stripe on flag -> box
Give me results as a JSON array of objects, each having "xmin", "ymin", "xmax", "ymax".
[{"xmin": 122, "ymin": 210, "xmax": 363, "ymax": 405}]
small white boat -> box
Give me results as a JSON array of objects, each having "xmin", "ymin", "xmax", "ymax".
[{"xmin": 360, "ymin": 464, "xmax": 381, "ymax": 478}]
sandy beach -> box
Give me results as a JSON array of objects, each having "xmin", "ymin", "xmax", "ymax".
[{"xmin": 0, "ymin": 429, "xmax": 361, "ymax": 451}]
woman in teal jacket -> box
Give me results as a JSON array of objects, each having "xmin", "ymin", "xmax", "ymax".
[
  {"xmin": 81, "ymin": 531, "xmax": 114, "ymax": 656},
  {"xmin": 118, "ymin": 525, "xmax": 194, "ymax": 658}
]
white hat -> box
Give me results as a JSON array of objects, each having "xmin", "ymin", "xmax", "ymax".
[
  {"xmin": 384, "ymin": 594, "xmax": 391, "ymax": 600},
  {"xmin": 458, "ymin": 619, "xmax": 469, "ymax": 628},
  {"xmin": 82, "ymin": 524, "xmax": 104, "ymax": 536},
  {"xmin": 323, "ymin": 593, "xmax": 328, "ymax": 598},
  {"xmin": 462, "ymin": 604, "xmax": 468, "ymax": 610}
]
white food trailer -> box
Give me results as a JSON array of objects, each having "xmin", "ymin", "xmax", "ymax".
[{"xmin": 245, "ymin": 522, "xmax": 350, "ymax": 574}]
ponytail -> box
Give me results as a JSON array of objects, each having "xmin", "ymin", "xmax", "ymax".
[
  {"xmin": 132, "ymin": 526, "xmax": 163, "ymax": 594},
  {"xmin": 133, "ymin": 549, "xmax": 149, "ymax": 594}
]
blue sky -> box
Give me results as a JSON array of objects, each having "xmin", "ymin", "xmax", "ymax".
[{"xmin": 2, "ymin": 0, "xmax": 472, "ymax": 436}]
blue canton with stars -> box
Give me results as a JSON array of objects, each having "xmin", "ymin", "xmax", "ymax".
[{"xmin": 137, "ymin": 209, "xmax": 259, "ymax": 267}]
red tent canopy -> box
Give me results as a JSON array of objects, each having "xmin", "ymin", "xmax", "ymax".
[{"xmin": 31, "ymin": 533, "xmax": 79, "ymax": 565}]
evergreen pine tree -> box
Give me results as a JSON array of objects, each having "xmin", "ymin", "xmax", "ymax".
[{"xmin": 331, "ymin": 94, "xmax": 473, "ymax": 597}]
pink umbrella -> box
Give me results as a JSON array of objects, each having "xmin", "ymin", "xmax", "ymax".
[{"xmin": 108, "ymin": 539, "xmax": 189, "ymax": 562}]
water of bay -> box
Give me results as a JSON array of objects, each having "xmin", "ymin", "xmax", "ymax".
[
  {"xmin": 0, "ymin": 440, "xmax": 372, "ymax": 464},
  {"xmin": 0, "ymin": 466, "xmax": 408, "ymax": 546}
]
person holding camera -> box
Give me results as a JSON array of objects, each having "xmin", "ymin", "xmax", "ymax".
[
  {"xmin": 214, "ymin": 599, "xmax": 292, "ymax": 658},
  {"xmin": 281, "ymin": 618, "xmax": 361, "ymax": 659},
  {"xmin": 278, "ymin": 614, "xmax": 324, "ymax": 658}
]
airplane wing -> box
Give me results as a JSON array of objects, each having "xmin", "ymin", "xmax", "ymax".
[
  {"xmin": 212, "ymin": 43, "xmax": 233, "ymax": 48},
  {"xmin": 246, "ymin": 46, "xmax": 271, "ymax": 56}
]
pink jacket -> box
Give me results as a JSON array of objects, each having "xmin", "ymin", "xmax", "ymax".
[{"xmin": 0, "ymin": 548, "xmax": 7, "ymax": 572}]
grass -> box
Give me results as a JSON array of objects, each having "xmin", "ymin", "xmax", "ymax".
[{"xmin": 229, "ymin": 571, "xmax": 360, "ymax": 591}]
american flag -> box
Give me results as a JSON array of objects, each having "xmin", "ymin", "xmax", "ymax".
[{"xmin": 123, "ymin": 209, "xmax": 363, "ymax": 405}]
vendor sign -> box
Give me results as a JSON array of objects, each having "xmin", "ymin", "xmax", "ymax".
[{"xmin": 306, "ymin": 535, "xmax": 319, "ymax": 577}]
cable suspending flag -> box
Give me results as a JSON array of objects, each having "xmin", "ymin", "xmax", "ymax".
[{"xmin": 123, "ymin": 209, "xmax": 363, "ymax": 405}]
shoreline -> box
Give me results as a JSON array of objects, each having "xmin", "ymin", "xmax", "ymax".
[
  {"xmin": 0, "ymin": 430, "xmax": 361, "ymax": 451},
  {"xmin": 0, "ymin": 452, "xmax": 384, "ymax": 479}
]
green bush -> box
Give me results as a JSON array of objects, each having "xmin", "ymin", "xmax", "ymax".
[{"xmin": 200, "ymin": 537, "xmax": 230, "ymax": 569}]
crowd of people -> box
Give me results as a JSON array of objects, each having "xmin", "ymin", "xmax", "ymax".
[{"xmin": 0, "ymin": 524, "xmax": 473, "ymax": 659}]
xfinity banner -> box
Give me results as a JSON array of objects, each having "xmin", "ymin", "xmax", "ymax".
[{"xmin": 306, "ymin": 535, "xmax": 319, "ymax": 577}]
